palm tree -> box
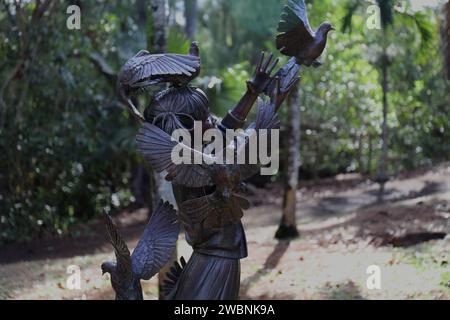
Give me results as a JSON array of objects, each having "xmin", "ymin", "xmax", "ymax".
[{"xmin": 342, "ymin": 0, "xmax": 433, "ymax": 201}]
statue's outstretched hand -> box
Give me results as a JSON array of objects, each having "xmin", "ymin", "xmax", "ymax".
[
  {"xmin": 264, "ymin": 59, "xmax": 301, "ymax": 111},
  {"xmin": 247, "ymin": 52, "xmax": 279, "ymax": 94}
]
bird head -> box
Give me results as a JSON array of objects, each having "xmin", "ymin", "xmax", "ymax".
[
  {"xmin": 189, "ymin": 41, "xmax": 200, "ymax": 57},
  {"xmin": 101, "ymin": 261, "xmax": 116, "ymax": 276},
  {"xmin": 318, "ymin": 22, "xmax": 335, "ymax": 35},
  {"xmin": 101, "ymin": 260, "xmax": 143, "ymax": 300},
  {"xmin": 101, "ymin": 260, "xmax": 120, "ymax": 294}
]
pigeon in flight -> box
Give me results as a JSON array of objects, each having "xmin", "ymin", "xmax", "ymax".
[
  {"xmin": 117, "ymin": 42, "xmax": 201, "ymax": 121},
  {"xmin": 101, "ymin": 200, "xmax": 179, "ymax": 300},
  {"xmin": 136, "ymin": 98, "xmax": 280, "ymax": 228},
  {"xmin": 276, "ymin": 0, "xmax": 334, "ymax": 67}
]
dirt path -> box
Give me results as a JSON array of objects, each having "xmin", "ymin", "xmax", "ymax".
[{"xmin": 1, "ymin": 165, "xmax": 449, "ymax": 300}]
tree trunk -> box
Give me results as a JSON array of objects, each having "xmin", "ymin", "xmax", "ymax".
[
  {"xmin": 376, "ymin": 53, "xmax": 389, "ymax": 202},
  {"xmin": 136, "ymin": 0, "xmax": 148, "ymax": 30},
  {"xmin": 168, "ymin": 0, "xmax": 177, "ymax": 26},
  {"xmin": 275, "ymin": 87, "xmax": 300, "ymax": 240},
  {"xmin": 367, "ymin": 133, "xmax": 373, "ymax": 174},
  {"xmin": 357, "ymin": 134, "xmax": 364, "ymax": 174},
  {"xmin": 445, "ymin": 1, "xmax": 450, "ymax": 80},
  {"xmin": 149, "ymin": 0, "xmax": 177, "ymax": 299},
  {"xmin": 151, "ymin": 0, "xmax": 167, "ymax": 53},
  {"xmin": 184, "ymin": 0, "xmax": 197, "ymax": 39},
  {"xmin": 130, "ymin": 165, "xmax": 151, "ymax": 207}
]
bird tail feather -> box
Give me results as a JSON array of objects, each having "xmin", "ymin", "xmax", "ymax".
[{"xmin": 161, "ymin": 256, "xmax": 187, "ymax": 299}]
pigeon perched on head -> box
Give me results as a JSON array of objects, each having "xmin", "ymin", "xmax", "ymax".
[
  {"xmin": 117, "ymin": 41, "xmax": 201, "ymax": 121},
  {"xmin": 101, "ymin": 200, "xmax": 179, "ymax": 300},
  {"xmin": 276, "ymin": 0, "xmax": 334, "ymax": 67}
]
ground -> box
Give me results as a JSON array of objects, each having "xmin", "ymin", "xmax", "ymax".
[{"xmin": 0, "ymin": 164, "xmax": 449, "ymax": 300}]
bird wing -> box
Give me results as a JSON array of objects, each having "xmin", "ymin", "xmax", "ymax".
[
  {"xmin": 276, "ymin": 0, "xmax": 315, "ymax": 56},
  {"xmin": 161, "ymin": 256, "xmax": 187, "ymax": 299},
  {"xmin": 180, "ymin": 193, "xmax": 244, "ymax": 228},
  {"xmin": 136, "ymin": 122, "xmax": 215, "ymax": 188},
  {"xmin": 104, "ymin": 212, "xmax": 132, "ymax": 282},
  {"xmin": 254, "ymin": 97, "xmax": 281, "ymax": 131},
  {"xmin": 131, "ymin": 200, "xmax": 180, "ymax": 280},
  {"xmin": 235, "ymin": 98, "xmax": 281, "ymax": 180},
  {"xmin": 118, "ymin": 51, "xmax": 200, "ymax": 87}
]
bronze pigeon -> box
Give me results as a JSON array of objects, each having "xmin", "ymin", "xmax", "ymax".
[
  {"xmin": 276, "ymin": 0, "xmax": 334, "ymax": 67},
  {"xmin": 117, "ymin": 42, "xmax": 201, "ymax": 121},
  {"xmin": 136, "ymin": 98, "xmax": 280, "ymax": 228},
  {"xmin": 101, "ymin": 200, "xmax": 179, "ymax": 300}
]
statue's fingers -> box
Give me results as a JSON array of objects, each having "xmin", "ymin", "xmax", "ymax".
[
  {"xmin": 262, "ymin": 53, "xmax": 274, "ymax": 71},
  {"xmin": 274, "ymin": 76, "xmax": 281, "ymax": 94},
  {"xmin": 256, "ymin": 51, "xmax": 265, "ymax": 73},
  {"xmin": 268, "ymin": 57, "xmax": 280, "ymax": 76}
]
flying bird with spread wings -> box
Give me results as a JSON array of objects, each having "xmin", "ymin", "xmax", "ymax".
[
  {"xmin": 117, "ymin": 42, "xmax": 201, "ymax": 121},
  {"xmin": 136, "ymin": 98, "xmax": 280, "ymax": 228},
  {"xmin": 101, "ymin": 200, "xmax": 179, "ymax": 300},
  {"xmin": 276, "ymin": 0, "xmax": 334, "ymax": 67}
]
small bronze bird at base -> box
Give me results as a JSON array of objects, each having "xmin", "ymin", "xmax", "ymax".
[
  {"xmin": 276, "ymin": 0, "xmax": 334, "ymax": 68},
  {"xmin": 101, "ymin": 200, "xmax": 179, "ymax": 300}
]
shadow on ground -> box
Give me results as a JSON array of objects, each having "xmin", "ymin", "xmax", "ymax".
[{"xmin": 240, "ymin": 240, "xmax": 291, "ymax": 298}]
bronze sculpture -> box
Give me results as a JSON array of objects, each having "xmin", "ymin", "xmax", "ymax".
[
  {"xmin": 104, "ymin": 0, "xmax": 331, "ymax": 300},
  {"xmin": 101, "ymin": 201, "xmax": 179, "ymax": 300},
  {"xmin": 276, "ymin": 0, "xmax": 334, "ymax": 67},
  {"xmin": 117, "ymin": 42, "xmax": 201, "ymax": 122}
]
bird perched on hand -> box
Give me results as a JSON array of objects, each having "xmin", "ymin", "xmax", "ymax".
[
  {"xmin": 276, "ymin": 0, "xmax": 334, "ymax": 67},
  {"xmin": 117, "ymin": 41, "xmax": 201, "ymax": 121},
  {"xmin": 136, "ymin": 98, "xmax": 280, "ymax": 228},
  {"xmin": 101, "ymin": 200, "xmax": 179, "ymax": 300}
]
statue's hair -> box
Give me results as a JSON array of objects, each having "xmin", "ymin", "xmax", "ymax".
[{"xmin": 144, "ymin": 86, "xmax": 210, "ymax": 124}]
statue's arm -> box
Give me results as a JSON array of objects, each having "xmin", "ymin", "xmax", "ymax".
[
  {"xmin": 219, "ymin": 52, "xmax": 279, "ymax": 130},
  {"xmin": 219, "ymin": 55, "xmax": 301, "ymax": 131}
]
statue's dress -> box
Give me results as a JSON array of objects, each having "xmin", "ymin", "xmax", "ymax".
[{"xmin": 169, "ymin": 184, "xmax": 248, "ymax": 300}]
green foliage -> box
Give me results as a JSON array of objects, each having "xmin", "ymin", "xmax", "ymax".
[
  {"xmin": 196, "ymin": 0, "xmax": 283, "ymax": 71},
  {"xmin": 196, "ymin": 62, "xmax": 250, "ymax": 116},
  {"xmin": 0, "ymin": 1, "xmax": 144, "ymax": 243},
  {"xmin": 167, "ymin": 27, "xmax": 192, "ymax": 54},
  {"xmin": 337, "ymin": 0, "xmax": 448, "ymax": 175}
]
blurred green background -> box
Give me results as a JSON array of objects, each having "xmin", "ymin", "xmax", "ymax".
[{"xmin": 0, "ymin": 0, "xmax": 449, "ymax": 243}]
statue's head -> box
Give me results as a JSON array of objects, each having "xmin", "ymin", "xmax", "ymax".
[{"xmin": 144, "ymin": 86, "xmax": 210, "ymax": 134}]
